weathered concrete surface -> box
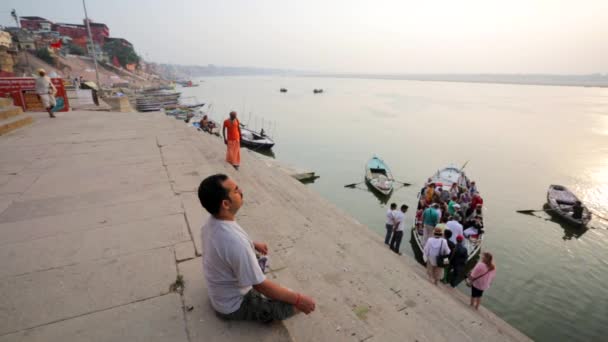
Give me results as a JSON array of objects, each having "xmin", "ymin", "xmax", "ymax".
[
  {"xmin": 0, "ymin": 294, "xmax": 187, "ymax": 342},
  {"xmin": 0, "ymin": 111, "xmax": 530, "ymax": 341},
  {"xmin": 179, "ymin": 258, "xmax": 292, "ymax": 342}
]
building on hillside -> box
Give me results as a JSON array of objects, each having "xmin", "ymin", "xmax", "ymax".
[
  {"xmin": 53, "ymin": 21, "xmax": 109, "ymax": 46},
  {"xmin": 0, "ymin": 31, "xmax": 12, "ymax": 48},
  {"xmin": 21, "ymin": 16, "xmax": 110, "ymax": 46},
  {"xmin": 12, "ymin": 30, "xmax": 36, "ymax": 50},
  {"xmin": 19, "ymin": 16, "xmax": 52, "ymax": 31}
]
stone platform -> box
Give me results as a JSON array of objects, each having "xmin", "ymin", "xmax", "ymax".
[{"xmin": 0, "ymin": 111, "xmax": 530, "ymax": 341}]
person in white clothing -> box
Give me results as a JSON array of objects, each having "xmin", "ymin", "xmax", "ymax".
[
  {"xmin": 446, "ymin": 215, "xmax": 464, "ymax": 244},
  {"xmin": 35, "ymin": 68, "xmax": 57, "ymax": 118},
  {"xmin": 198, "ymin": 174, "xmax": 315, "ymax": 322},
  {"xmin": 423, "ymin": 227, "xmax": 451, "ymax": 285},
  {"xmin": 389, "ymin": 204, "xmax": 408, "ymax": 254},
  {"xmin": 384, "ymin": 203, "xmax": 397, "ymax": 245}
]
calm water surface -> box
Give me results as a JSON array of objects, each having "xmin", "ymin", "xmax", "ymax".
[{"xmin": 182, "ymin": 76, "xmax": 608, "ymax": 341}]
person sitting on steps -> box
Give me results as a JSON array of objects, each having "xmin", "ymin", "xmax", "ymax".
[{"xmin": 198, "ymin": 174, "xmax": 316, "ymax": 323}]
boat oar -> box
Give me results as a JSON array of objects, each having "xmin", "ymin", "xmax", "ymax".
[
  {"xmin": 459, "ymin": 160, "xmax": 469, "ymax": 172},
  {"xmin": 516, "ymin": 209, "xmax": 556, "ymax": 215},
  {"xmin": 394, "ymin": 180, "xmax": 411, "ymax": 186},
  {"xmin": 344, "ymin": 181, "xmax": 363, "ymax": 188},
  {"xmin": 517, "ymin": 208, "xmax": 608, "ymax": 221}
]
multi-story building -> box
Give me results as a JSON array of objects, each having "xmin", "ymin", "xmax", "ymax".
[{"xmin": 20, "ymin": 17, "xmax": 109, "ymax": 46}]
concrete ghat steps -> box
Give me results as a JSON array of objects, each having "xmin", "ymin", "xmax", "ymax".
[
  {"xmin": 0, "ymin": 112, "xmax": 530, "ymax": 342},
  {"xmin": 0, "ymin": 106, "xmax": 24, "ymax": 121},
  {"xmin": 0, "ymin": 113, "xmax": 34, "ymax": 136},
  {"xmin": 163, "ymin": 117, "xmax": 531, "ymax": 342}
]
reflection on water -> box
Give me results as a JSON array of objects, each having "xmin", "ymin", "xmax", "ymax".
[{"xmin": 182, "ymin": 77, "xmax": 608, "ymax": 341}]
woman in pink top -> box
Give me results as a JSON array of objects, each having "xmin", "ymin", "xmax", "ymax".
[{"xmin": 468, "ymin": 252, "xmax": 496, "ymax": 310}]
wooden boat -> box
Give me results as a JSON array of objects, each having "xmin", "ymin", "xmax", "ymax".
[
  {"xmin": 240, "ymin": 127, "xmax": 275, "ymax": 150},
  {"xmin": 411, "ymin": 165, "xmax": 483, "ymax": 262},
  {"xmin": 546, "ymin": 184, "xmax": 591, "ymax": 226},
  {"xmin": 280, "ymin": 88, "xmax": 287, "ymax": 93},
  {"xmin": 313, "ymin": 89, "xmax": 323, "ymax": 94},
  {"xmin": 364, "ymin": 156, "xmax": 394, "ymax": 196}
]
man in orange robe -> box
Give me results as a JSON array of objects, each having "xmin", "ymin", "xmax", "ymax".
[{"xmin": 223, "ymin": 111, "xmax": 242, "ymax": 169}]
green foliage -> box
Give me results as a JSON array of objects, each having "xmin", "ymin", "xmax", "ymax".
[
  {"xmin": 67, "ymin": 43, "xmax": 85, "ymax": 56},
  {"xmin": 103, "ymin": 40, "xmax": 140, "ymax": 67},
  {"xmin": 35, "ymin": 48, "xmax": 54, "ymax": 65}
]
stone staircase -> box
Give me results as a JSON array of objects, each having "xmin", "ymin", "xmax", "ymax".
[{"xmin": 0, "ymin": 97, "xmax": 33, "ymax": 136}]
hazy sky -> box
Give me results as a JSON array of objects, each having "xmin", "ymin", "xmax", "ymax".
[{"xmin": 2, "ymin": 0, "xmax": 607, "ymax": 74}]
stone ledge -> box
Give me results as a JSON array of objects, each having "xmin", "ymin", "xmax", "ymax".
[{"xmin": 0, "ymin": 115, "xmax": 34, "ymax": 136}]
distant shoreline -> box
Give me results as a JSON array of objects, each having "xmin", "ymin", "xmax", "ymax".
[{"xmin": 299, "ymin": 73, "xmax": 608, "ymax": 88}]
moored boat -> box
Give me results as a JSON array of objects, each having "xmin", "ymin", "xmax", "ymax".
[
  {"xmin": 364, "ymin": 156, "xmax": 394, "ymax": 196},
  {"xmin": 240, "ymin": 127, "xmax": 275, "ymax": 150},
  {"xmin": 411, "ymin": 165, "xmax": 483, "ymax": 262},
  {"xmin": 546, "ymin": 184, "xmax": 591, "ymax": 226}
]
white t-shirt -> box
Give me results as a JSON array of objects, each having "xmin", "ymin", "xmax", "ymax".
[
  {"xmin": 393, "ymin": 210, "xmax": 406, "ymax": 232},
  {"xmin": 201, "ymin": 216, "xmax": 266, "ymax": 314},
  {"xmin": 35, "ymin": 76, "xmax": 53, "ymax": 95},
  {"xmin": 386, "ymin": 209, "xmax": 396, "ymax": 225},
  {"xmin": 423, "ymin": 237, "xmax": 451, "ymax": 266},
  {"xmin": 446, "ymin": 220, "xmax": 463, "ymax": 244}
]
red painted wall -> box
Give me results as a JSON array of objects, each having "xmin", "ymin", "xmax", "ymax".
[{"xmin": 0, "ymin": 77, "xmax": 70, "ymax": 112}]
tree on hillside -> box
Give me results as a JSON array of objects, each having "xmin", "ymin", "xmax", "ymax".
[
  {"xmin": 35, "ymin": 48, "xmax": 54, "ymax": 65},
  {"xmin": 67, "ymin": 43, "xmax": 85, "ymax": 56},
  {"xmin": 103, "ymin": 40, "xmax": 139, "ymax": 67}
]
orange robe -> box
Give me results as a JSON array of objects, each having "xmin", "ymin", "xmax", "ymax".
[{"xmin": 223, "ymin": 119, "xmax": 241, "ymax": 166}]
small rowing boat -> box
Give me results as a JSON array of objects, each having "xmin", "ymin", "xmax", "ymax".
[
  {"xmin": 546, "ymin": 184, "xmax": 591, "ymax": 226},
  {"xmin": 365, "ymin": 156, "xmax": 394, "ymax": 196},
  {"xmin": 240, "ymin": 127, "xmax": 275, "ymax": 150}
]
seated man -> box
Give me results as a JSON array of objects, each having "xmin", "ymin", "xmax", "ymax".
[
  {"xmin": 198, "ymin": 174, "xmax": 316, "ymax": 323},
  {"xmin": 572, "ymin": 201, "xmax": 584, "ymax": 220}
]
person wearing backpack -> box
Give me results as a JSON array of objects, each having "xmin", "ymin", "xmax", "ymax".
[{"xmin": 423, "ymin": 227, "xmax": 451, "ymax": 285}]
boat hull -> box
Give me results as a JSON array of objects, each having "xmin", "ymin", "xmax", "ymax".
[{"xmin": 546, "ymin": 184, "xmax": 591, "ymax": 227}]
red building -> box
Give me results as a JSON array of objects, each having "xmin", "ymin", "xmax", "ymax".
[
  {"xmin": 20, "ymin": 17, "xmax": 109, "ymax": 46},
  {"xmin": 19, "ymin": 16, "xmax": 52, "ymax": 31},
  {"xmin": 53, "ymin": 20, "xmax": 109, "ymax": 45}
]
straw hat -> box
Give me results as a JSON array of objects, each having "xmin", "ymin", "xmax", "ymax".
[
  {"xmin": 433, "ymin": 227, "xmax": 443, "ymax": 236},
  {"xmin": 37, "ymin": 68, "xmax": 46, "ymax": 74}
]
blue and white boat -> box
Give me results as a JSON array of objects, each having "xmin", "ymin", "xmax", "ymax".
[{"xmin": 365, "ymin": 156, "xmax": 394, "ymax": 196}]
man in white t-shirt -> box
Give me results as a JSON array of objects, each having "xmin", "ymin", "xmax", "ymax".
[
  {"xmin": 446, "ymin": 215, "xmax": 463, "ymax": 244},
  {"xmin": 384, "ymin": 203, "xmax": 397, "ymax": 245},
  {"xmin": 198, "ymin": 174, "xmax": 316, "ymax": 322},
  {"xmin": 389, "ymin": 204, "xmax": 409, "ymax": 254},
  {"xmin": 35, "ymin": 69, "xmax": 57, "ymax": 118}
]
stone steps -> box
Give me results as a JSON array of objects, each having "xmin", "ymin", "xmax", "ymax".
[
  {"xmin": 0, "ymin": 98, "xmax": 34, "ymax": 136},
  {"xmin": 0, "ymin": 113, "xmax": 34, "ymax": 136}
]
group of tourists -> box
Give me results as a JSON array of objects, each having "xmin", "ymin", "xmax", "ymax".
[{"xmin": 415, "ymin": 179, "xmax": 496, "ymax": 309}]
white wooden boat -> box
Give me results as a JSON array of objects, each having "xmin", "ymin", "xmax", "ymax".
[{"xmin": 365, "ymin": 156, "xmax": 394, "ymax": 196}]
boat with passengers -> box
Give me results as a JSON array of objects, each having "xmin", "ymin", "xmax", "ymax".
[{"xmin": 411, "ymin": 165, "xmax": 484, "ymax": 262}]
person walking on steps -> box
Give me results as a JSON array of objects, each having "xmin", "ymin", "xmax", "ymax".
[
  {"xmin": 35, "ymin": 68, "xmax": 57, "ymax": 118},
  {"xmin": 223, "ymin": 111, "xmax": 242, "ymax": 170}
]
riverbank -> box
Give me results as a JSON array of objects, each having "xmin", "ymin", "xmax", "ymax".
[{"xmin": 0, "ymin": 110, "xmax": 530, "ymax": 341}]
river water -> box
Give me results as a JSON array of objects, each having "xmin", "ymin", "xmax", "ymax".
[{"xmin": 181, "ymin": 76, "xmax": 608, "ymax": 341}]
